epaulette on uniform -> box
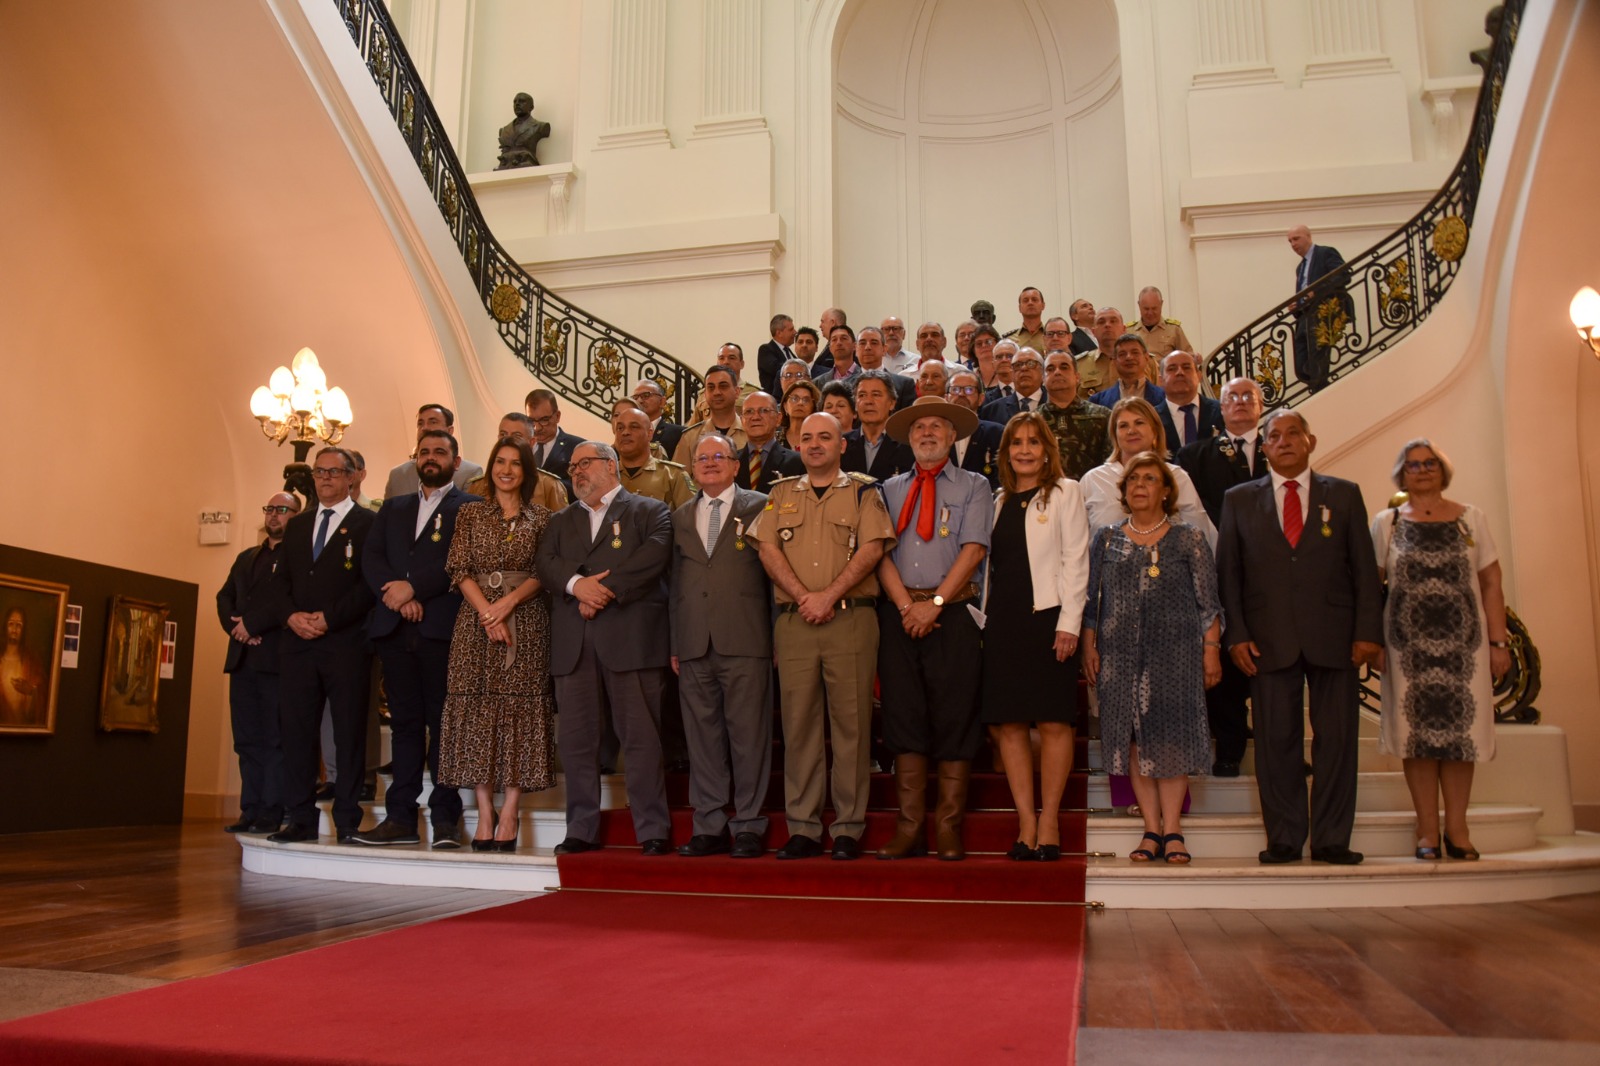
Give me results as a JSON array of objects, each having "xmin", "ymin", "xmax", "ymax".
[
  {"xmin": 767, "ymin": 474, "xmax": 802, "ymax": 488},
  {"xmin": 1165, "ymin": 317, "xmax": 1183, "ymax": 326},
  {"xmin": 846, "ymin": 471, "xmax": 878, "ymax": 485}
]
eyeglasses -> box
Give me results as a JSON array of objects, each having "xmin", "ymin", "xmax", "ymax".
[
  {"xmin": 743, "ymin": 407, "xmax": 779, "ymax": 417},
  {"xmin": 629, "ymin": 393, "xmax": 657, "ymax": 403},
  {"xmin": 528, "ymin": 414, "xmax": 557, "ymax": 428},
  {"xmin": 1012, "ymin": 360, "xmax": 1042, "ymax": 370},
  {"xmin": 261, "ymin": 505, "xmax": 297, "ymax": 514},
  {"xmin": 947, "ymin": 386, "xmax": 979, "ymax": 395},
  {"xmin": 1220, "ymin": 394, "xmax": 1259, "ymax": 405},
  {"xmin": 1403, "ymin": 458, "xmax": 1440, "ymax": 472},
  {"xmin": 1044, "ymin": 329, "xmax": 1070, "ymax": 337},
  {"xmin": 780, "ymin": 369, "xmax": 806, "ymax": 380},
  {"xmin": 570, "ymin": 456, "xmax": 613, "ymax": 472},
  {"xmin": 311, "ymin": 468, "xmax": 349, "ymax": 479},
  {"xmin": 694, "ymin": 452, "xmax": 734, "ymax": 465}
]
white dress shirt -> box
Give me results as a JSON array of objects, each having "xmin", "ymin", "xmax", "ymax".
[
  {"xmin": 564, "ymin": 484, "xmax": 623, "ymax": 595},
  {"xmin": 695, "ymin": 485, "xmax": 739, "ymax": 553},
  {"xmin": 1165, "ymin": 398, "xmax": 1200, "ymax": 448},
  {"xmin": 1269, "ymin": 465, "xmax": 1313, "ymax": 532},
  {"xmin": 310, "ymin": 496, "xmax": 356, "ymax": 551},
  {"xmin": 413, "ymin": 483, "xmax": 451, "ymax": 540}
]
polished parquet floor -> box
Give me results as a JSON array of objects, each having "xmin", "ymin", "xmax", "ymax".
[{"xmin": 3, "ymin": 822, "xmax": 1600, "ymax": 1044}]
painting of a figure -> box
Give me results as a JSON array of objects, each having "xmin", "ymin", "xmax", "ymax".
[
  {"xmin": 100, "ymin": 595, "xmax": 169, "ymax": 733},
  {"xmin": 0, "ymin": 574, "xmax": 68, "ymax": 735}
]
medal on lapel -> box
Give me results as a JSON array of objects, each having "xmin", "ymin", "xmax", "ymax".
[
  {"xmin": 938, "ymin": 505, "xmax": 950, "ymax": 539},
  {"xmin": 734, "ymin": 517, "xmax": 746, "ymax": 550},
  {"xmin": 343, "ymin": 541, "xmax": 354, "ymax": 571},
  {"xmin": 1320, "ymin": 505, "xmax": 1332, "ymax": 538},
  {"xmin": 611, "ymin": 520, "xmax": 622, "ymax": 549},
  {"xmin": 983, "ymin": 450, "xmax": 994, "ymax": 476},
  {"xmin": 1219, "ymin": 437, "xmax": 1236, "ymax": 460},
  {"xmin": 1035, "ymin": 497, "xmax": 1048, "ymax": 523},
  {"xmin": 1147, "ymin": 546, "xmax": 1160, "ymax": 579},
  {"xmin": 431, "ymin": 514, "xmax": 442, "ymax": 543},
  {"xmin": 1456, "ymin": 516, "xmax": 1475, "ymax": 547}
]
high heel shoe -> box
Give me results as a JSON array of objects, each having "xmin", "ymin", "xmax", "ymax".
[
  {"xmin": 1415, "ymin": 840, "xmax": 1442, "ymax": 861},
  {"xmin": 1443, "ymin": 834, "xmax": 1479, "ymax": 861},
  {"xmin": 1037, "ymin": 844, "xmax": 1061, "ymax": 863},
  {"xmin": 1006, "ymin": 841, "xmax": 1039, "ymax": 862},
  {"xmin": 471, "ymin": 809, "xmax": 499, "ymax": 852}
]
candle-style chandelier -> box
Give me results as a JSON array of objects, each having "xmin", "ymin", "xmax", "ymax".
[{"xmin": 249, "ymin": 347, "xmax": 354, "ymax": 497}]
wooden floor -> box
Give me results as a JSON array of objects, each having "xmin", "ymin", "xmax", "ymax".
[{"xmin": 3, "ymin": 822, "xmax": 1599, "ymax": 1043}]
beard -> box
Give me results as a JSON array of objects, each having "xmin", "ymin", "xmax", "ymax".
[{"xmin": 417, "ymin": 460, "xmax": 452, "ymax": 488}]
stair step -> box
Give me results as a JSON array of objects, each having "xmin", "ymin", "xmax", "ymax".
[{"xmin": 594, "ymin": 807, "xmax": 1089, "ymax": 853}]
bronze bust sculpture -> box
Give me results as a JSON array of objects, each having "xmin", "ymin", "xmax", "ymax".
[{"xmin": 496, "ymin": 92, "xmax": 550, "ymax": 170}]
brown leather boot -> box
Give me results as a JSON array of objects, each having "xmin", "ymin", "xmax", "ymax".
[
  {"xmin": 935, "ymin": 760, "xmax": 972, "ymax": 861},
  {"xmin": 876, "ymin": 754, "xmax": 929, "ymax": 859}
]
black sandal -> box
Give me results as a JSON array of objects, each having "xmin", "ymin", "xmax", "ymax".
[
  {"xmin": 1130, "ymin": 831, "xmax": 1164, "ymax": 862},
  {"xmin": 1162, "ymin": 833, "xmax": 1191, "ymax": 865}
]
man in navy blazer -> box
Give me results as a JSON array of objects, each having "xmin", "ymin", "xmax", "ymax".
[
  {"xmin": 947, "ymin": 368, "xmax": 1004, "ymax": 489},
  {"xmin": 265, "ymin": 447, "xmax": 378, "ymax": 844},
  {"xmin": 1155, "ymin": 350, "xmax": 1224, "ymax": 457},
  {"xmin": 535, "ymin": 441, "xmax": 675, "ymax": 855},
  {"xmin": 1287, "ymin": 225, "xmax": 1350, "ymax": 394},
  {"xmin": 1088, "ymin": 333, "xmax": 1167, "ymax": 411},
  {"xmin": 352, "ymin": 430, "xmax": 470, "ymax": 849},
  {"xmin": 525, "ymin": 387, "xmax": 586, "ymax": 486},
  {"xmin": 756, "ymin": 313, "xmax": 797, "ymax": 397},
  {"xmin": 1217, "ymin": 410, "xmax": 1383, "ymax": 865}
]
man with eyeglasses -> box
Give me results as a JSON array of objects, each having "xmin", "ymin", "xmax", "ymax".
[
  {"xmin": 384, "ymin": 404, "xmax": 483, "ymax": 498},
  {"xmin": 536, "ymin": 442, "xmax": 675, "ymax": 855},
  {"xmin": 615, "ymin": 405, "xmax": 694, "ymax": 509},
  {"xmin": 630, "ymin": 380, "xmax": 684, "ymax": 461},
  {"xmin": 672, "ymin": 365, "xmax": 750, "ymax": 469},
  {"xmin": 267, "ymin": 447, "xmax": 378, "ymax": 845},
  {"xmin": 735, "ymin": 391, "xmax": 803, "ymax": 493},
  {"xmin": 524, "ymin": 389, "xmax": 586, "ymax": 487},
  {"xmin": 1038, "ymin": 350, "xmax": 1112, "ymax": 480},
  {"xmin": 980, "ymin": 345, "xmax": 1044, "ymax": 424},
  {"xmin": 747, "ymin": 413, "xmax": 896, "ymax": 860},
  {"xmin": 945, "ymin": 370, "xmax": 1003, "ymax": 489},
  {"xmin": 216, "ymin": 491, "xmax": 300, "ymax": 835},
  {"xmin": 881, "ymin": 315, "xmax": 914, "ymax": 375},
  {"xmin": 670, "ymin": 435, "xmax": 775, "ymax": 858},
  {"xmin": 1003, "ymin": 286, "xmax": 1049, "ymax": 356}
]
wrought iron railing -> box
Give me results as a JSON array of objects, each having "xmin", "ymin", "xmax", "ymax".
[
  {"xmin": 333, "ymin": 0, "xmax": 701, "ymax": 423},
  {"xmin": 1204, "ymin": 0, "xmax": 1525, "ymax": 406}
]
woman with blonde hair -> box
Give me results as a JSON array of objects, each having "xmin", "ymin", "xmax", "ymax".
[{"xmin": 1079, "ymin": 397, "xmax": 1214, "ymax": 545}]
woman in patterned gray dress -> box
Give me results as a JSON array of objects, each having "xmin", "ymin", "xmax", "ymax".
[
  {"xmin": 1371, "ymin": 439, "xmax": 1510, "ymax": 861},
  {"xmin": 1082, "ymin": 452, "xmax": 1222, "ymax": 864},
  {"xmin": 437, "ymin": 438, "xmax": 557, "ymax": 852}
]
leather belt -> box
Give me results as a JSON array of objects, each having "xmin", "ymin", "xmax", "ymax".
[
  {"xmin": 474, "ymin": 570, "xmax": 534, "ymax": 667},
  {"xmin": 779, "ymin": 596, "xmax": 877, "ymax": 614},
  {"xmin": 906, "ymin": 582, "xmax": 980, "ymax": 605}
]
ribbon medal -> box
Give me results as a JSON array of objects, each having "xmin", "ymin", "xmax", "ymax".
[
  {"xmin": 431, "ymin": 514, "xmax": 443, "ymax": 543},
  {"xmin": 734, "ymin": 517, "xmax": 746, "ymax": 550},
  {"xmin": 1320, "ymin": 505, "xmax": 1332, "ymax": 538},
  {"xmin": 343, "ymin": 541, "xmax": 354, "ymax": 571},
  {"xmin": 1219, "ymin": 437, "xmax": 1236, "ymax": 460},
  {"xmin": 938, "ymin": 505, "xmax": 950, "ymax": 539},
  {"xmin": 611, "ymin": 520, "xmax": 622, "ymax": 550},
  {"xmin": 1147, "ymin": 546, "xmax": 1160, "ymax": 579},
  {"xmin": 1035, "ymin": 497, "xmax": 1049, "ymax": 523}
]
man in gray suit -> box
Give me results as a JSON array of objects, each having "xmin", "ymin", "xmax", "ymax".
[
  {"xmin": 670, "ymin": 434, "xmax": 774, "ymax": 859},
  {"xmin": 534, "ymin": 441, "xmax": 674, "ymax": 855},
  {"xmin": 1217, "ymin": 409, "xmax": 1383, "ymax": 866}
]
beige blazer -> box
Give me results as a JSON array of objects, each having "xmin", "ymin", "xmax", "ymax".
[{"xmin": 981, "ymin": 478, "xmax": 1091, "ymax": 635}]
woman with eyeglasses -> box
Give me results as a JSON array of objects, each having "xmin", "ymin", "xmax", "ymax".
[
  {"xmin": 780, "ymin": 374, "xmax": 822, "ymax": 451},
  {"xmin": 819, "ymin": 380, "xmax": 857, "ymax": 434},
  {"xmin": 437, "ymin": 437, "xmax": 556, "ymax": 852},
  {"xmin": 1370, "ymin": 439, "xmax": 1509, "ymax": 861}
]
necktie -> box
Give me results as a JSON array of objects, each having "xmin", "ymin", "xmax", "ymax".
[
  {"xmin": 534, "ymin": 441, "xmax": 547, "ymax": 469},
  {"xmin": 1182, "ymin": 403, "xmax": 1197, "ymax": 446},
  {"xmin": 706, "ymin": 498, "xmax": 723, "ymax": 553},
  {"xmin": 1018, "ymin": 396, "xmax": 1031, "ymax": 413},
  {"xmin": 312, "ymin": 508, "xmax": 335, "ymax": 561},
  {"xmin": 1233, "ymin": 438, "xmax": 1250, "ymax": 476},
  {"xmin": 1003, "ymin": 385, "xmax": 1013, "ymax": 397},
  {"xmin": 895, "ymin": 460, "xmax": 947, "ymax": 542},
  {"xmin": 1299, "ymin": 255, "xmax": 1309, "ymax": 289},
  {"xmin": 1283, "ymin": 479, "xmax": 1303, "ymax": 548},
  {"xmin": 748, "ymin": 447, "xmax": 763, "ymax": 489}
]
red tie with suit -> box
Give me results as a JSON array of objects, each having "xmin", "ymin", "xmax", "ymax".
[{"xmin": 1283, "ymin": 479, "xmax": 1303, "ymax": 548}]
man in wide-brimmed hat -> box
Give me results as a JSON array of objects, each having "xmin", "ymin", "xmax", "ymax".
[{"xmin": 874, "ymin": 396, "xmax": 993, "ymax": 861}]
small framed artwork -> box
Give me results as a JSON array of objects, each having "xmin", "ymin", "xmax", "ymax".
[
  {"xmin": 99, "ymin": 595, "xmax": 170, "ymax": 733},
  {"xmin": 0, "ymin": 573, "xmax": 69, "ymax": 735}
]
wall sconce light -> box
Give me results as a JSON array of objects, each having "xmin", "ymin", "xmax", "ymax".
[
  {"xmin": 250, "ymin": 347, "xmax": 354, "ymax": 498},
  {"xmin": 1571, "ymin": 287, "xmax": 1600, "ymax": 360}
]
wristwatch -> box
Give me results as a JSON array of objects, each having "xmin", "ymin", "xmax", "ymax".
[{"xmin": 931, "ymin": 595, "xmax": 945, "ymax": 607}]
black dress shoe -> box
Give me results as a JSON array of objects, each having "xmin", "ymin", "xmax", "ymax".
[
  {"xmin": 268, "ymin": 824, "xmax": 318, "ymax": 844},
  {"xmin": 730, "ymin": 832, "xmax": 764, "ymax": 859},
  {"xmin": 314, "ymin": 784, "xmax": 336, "ymax": 801},
  {"xmin": 224, "ymin": 818, "xmax": 254, "ymax": 833},
  {"xmin": 1259, "ymin": 845, "xmax": 1302, "ymax": 864},
  {"xmin": 246, "ymin": 818, "xmax": 283, "ymax": 835},
  {"xmin": 830, "ymin": 835, "xmax": 861, "ymax": 861},
  {"xmin": 677, "ymin": 834, "xmax": 731, "ymax": 857},
  {"xmin": 776, "ymin": 835, "xmax": 823, "ymax": 860},
  {"xmin": 640, "ymin": 838, "xmax": 672, "ymax": 856},
  {"xmin": 349, "ymin": 819, "xmax": 421, "ymax": 846},
  {"xmin": 1310, "ymin": 846, "xmax": 1364, "ymax": 865},
  {"xmin": 336, "ymin": 829, "xmax": 358, "ymax": 845},
  {"xmin": 553, "ymin": 837, "xmax": 601, "ymax": 855},
  {"xmin": 431, "ymin": 823, "xmax": 462, "ymax": 850},
  {"xmin": 1211, "ymin": 761, "xmax": 1241, "ymax": 778}
]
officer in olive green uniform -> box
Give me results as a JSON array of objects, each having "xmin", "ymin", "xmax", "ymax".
[
  {"xmin": 747, "ymin": 412, "xmax": 896, "ymax": 861},
  {"xmin": 1038, "ymin": 350, "xmax": 1113, "ymax": 480}
]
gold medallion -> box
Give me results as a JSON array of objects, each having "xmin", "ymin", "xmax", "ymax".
[
  {"xmin": 1321, "ymin": 524, "xmax": 1332, "ymax": 538},
  {"xmin": 1147, "ymin": 564, "xmax": 1160, "ymax": 578},
  {"xmin": 431, "ymin": 531, "xmax": 442, "ymax": 543},
  {"xmin": 735, "ymin": 539, "xmax": 746, "ymax": 551},
  {"xmin": 938, "ymin": 525, "xmax": 950, "ymax": 538},
  {"xmin": 611, "ymin": 537, "xmax": 622, "ymax": 549}
]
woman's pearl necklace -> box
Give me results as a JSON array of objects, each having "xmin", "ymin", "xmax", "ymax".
[{"xmin": 1127, "ymin": 515, "xmax": 1169, "ymax": 536}]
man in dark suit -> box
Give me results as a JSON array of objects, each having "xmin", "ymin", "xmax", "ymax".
[
  {"xmin": 266, "ymin": 447, "xmax": 378, "ymax": 844},
  {"xmin": 842, "ymin": 370, "xmax": 915, "ymax": 481},
  {"xmin": 1217, "ymin": 410, "xmax": 1383, "ymax": 865},
  {"xmin": 535, "ymin": 441, "xmax": 674, "ymax": 855},
  {"xmin": 1089, "ymin": 333, "xmax": 1167, "ymax": 410},
  {"xmin": 217, "ymin": 490, "xmax": 300, "ymax": 834},
  {"xmin": 1066, "ymin": 298, "xmax": 1099, "ymax": 354},
  {"xmin": 1177, "ymin": 377, "xmax": 1267, "ymax": 777},
  {"xmin": 735, "ymin": 391, "xmax": 804, "ymax": 492},
  {"xmin": 1155, "ymin": 350, "xmax": 1225, "ymax": 457},
  {"xmin": 670, "ymin": 435, "xmax": 774, "ymax": 858},
  {"xmin": 946, "ymin": 369, "xmax": 1003, "ymax": 489},
  {"xmin": 525, "ymin": 387, "xmax": 586, "ymax": 485},
  {"xmin": 1287, "ymin": 224, "xmax": 1351, "ymax": 394},
  {"xmin": 980, "ymin": 340, "xmax": 1044, "ymax": 423},
  {"xmin": 756, "ymin": 313, "xmax": 797, "ymax": 398},
  {"xmin": 854, "ymin": 327, "xmax": 917, "ymax": 411},
  {"xmin": 351, "ymin": 430, "xmax": 470, "ymax": 849},
  {"xmin": 383, "ymin": 404, "xmax": 483, "ymax": 499},
  {"xmin": 631, "ymin": 380, "xmax": 684, "ymax": 461}
]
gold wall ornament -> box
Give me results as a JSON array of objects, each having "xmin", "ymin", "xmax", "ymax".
[
  {"xmin": 593, "ymin": 343, "xmax": 624, "ymax": 388},
  {"xmin": 1433, "ymin": 216, "xmax": 1468, "ymax": 262},
  {"xmin": 1379, "ymin": 257, "xmax": 1413, "ymax": 317},
  {"xmin": 660, "ymin": 379, "xmax": 676, "ymax": 403},
  {"xmin": 1314, "ymin": 297, "xmax": 1349, "ymax": 348},
  {"xmin": 490, "ymin": 283, "xmax": 523, "ymax": 323}
]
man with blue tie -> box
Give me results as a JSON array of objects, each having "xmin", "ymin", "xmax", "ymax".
[
  {"xmin": 1288, "ymin": 224, "xmax": 1350, "ymax": 394},
  {"xmin": 1156, "ymin": 350, "xmax": 1224, "ymax": 457},
  {"xmin": 351, "ymin": 430, "xmax": 471, "ymax": 849}
]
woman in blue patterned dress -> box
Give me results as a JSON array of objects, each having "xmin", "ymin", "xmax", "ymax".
[
  {"xmin": 1370, "ymin": 439, "xmax": 1510, "ymax": 861},
  {"xmin": 1082, "ymin": 452, "xmax": 1222, "ymax": 864}
]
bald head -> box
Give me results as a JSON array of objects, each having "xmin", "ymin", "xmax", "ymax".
[{"xmin": 1287, "ymin": 225, "xmax": 1313, "ymax": 257}]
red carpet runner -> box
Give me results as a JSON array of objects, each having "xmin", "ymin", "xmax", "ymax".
[{"xmin": 0, "ymin": 892, "xmax": 1086, "ymax": 1065}]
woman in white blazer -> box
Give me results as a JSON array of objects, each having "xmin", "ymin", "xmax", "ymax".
[
  {"xmin": 1079, "ymin": 397, "xmax": 1215, "ymax": 549},
  {"xmin": 980, "ymin": 412, "xmax": 1092, "ymax": 861}
]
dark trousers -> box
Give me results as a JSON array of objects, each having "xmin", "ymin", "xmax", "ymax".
[
  {"xmin": 1205, "ymin": 657, "xmax": 1251, "ymax": 764},
  {"xmin": 876, "ymin": 601, "xmax": 982, "ymax": 761},
  {"xmin": 1249, "ymin": 657, "xmax": 1359, "ymax": 853},
  {"xmin": 375, "ymin": 627, "xmax": 461, "ymax": 830},
  {"xmin": 280, "ymin": 632, "xmax": 371, "ymax": 832},
  {"xmin": 1293, "ymin": 316, "xmax": 1330, "ymax": 393},
  {"xmin": 554, "ymin": 629, "xmax": 671, "ymax": 844},
  {"xmin": 229, "ymin": 668, "xmax": 283, "ymax": 824}
]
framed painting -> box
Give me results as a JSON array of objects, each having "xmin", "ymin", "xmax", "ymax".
[
  {"xmin": 99, "ymin": 594, "xmax": 169, "ymax": 733},
  {"xmin": 0, "ymin": 573, "xmax": 68, "ymax": 735}
]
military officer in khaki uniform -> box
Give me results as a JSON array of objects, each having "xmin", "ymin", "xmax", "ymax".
[
  {"xmin": 747, "ymin": 411, "xmax": 896, "ymax": 861},
  {"xmin": 614, "ymin": 405, "xmax": 694, "ymax": 509},
  {"xmin": 465, "ymin": 411, "xmax": 569, "ymax": 512},
  {"xmin": 1131, "ymin": 286, "xmax": 1195, "ymax": 365},
  {"xmin": 673, "ymin": 365, "xmax": 750, "ymax": 468},
  {"xmin": 1003, "ymin": 285, "xmax": 1049, "ymax": 356},
  {"xmin": 1076, "ymin": 305, "xmax": 1127, "ymax": 399}
]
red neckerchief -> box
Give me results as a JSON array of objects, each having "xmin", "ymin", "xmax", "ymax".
[{"xmin": 895, "ymin": 460, "xmax": 948, "ymax": 541}]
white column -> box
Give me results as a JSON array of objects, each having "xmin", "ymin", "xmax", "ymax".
[
  {"xmin": 598, "ymin": 0, "xmax": 672, "ymax": 149},
  {"xmin": 1192, "ymin": 0, "xmax": 1279, "ymax": 87},
  {"xmin": 693, "ymin": 0, "xmax": 766, "ymax": 138},
  {"xmin": 1305, "ymin": 0, "xmax": 1393, "ymax": 77}
]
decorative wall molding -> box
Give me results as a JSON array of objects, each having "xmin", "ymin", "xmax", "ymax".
[
  {"xmin": 598, "ymin": 0, "xmax": 670, "ymax": 149},
  {"xmin": 692, "ymin": 0, "xmax": 766, "ymax": 139},
  {"xmin": 1305, "ymin": 0, "xmax": 1394, "ymax": 79},
  {"xmin": 1191, "ymin": 0, "xmax": 1280, "ymax": 88}
]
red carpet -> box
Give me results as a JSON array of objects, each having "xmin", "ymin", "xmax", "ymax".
[{"xmin": 0, "ymin": 891, "xmax": 1085, "ymax": 1065}]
